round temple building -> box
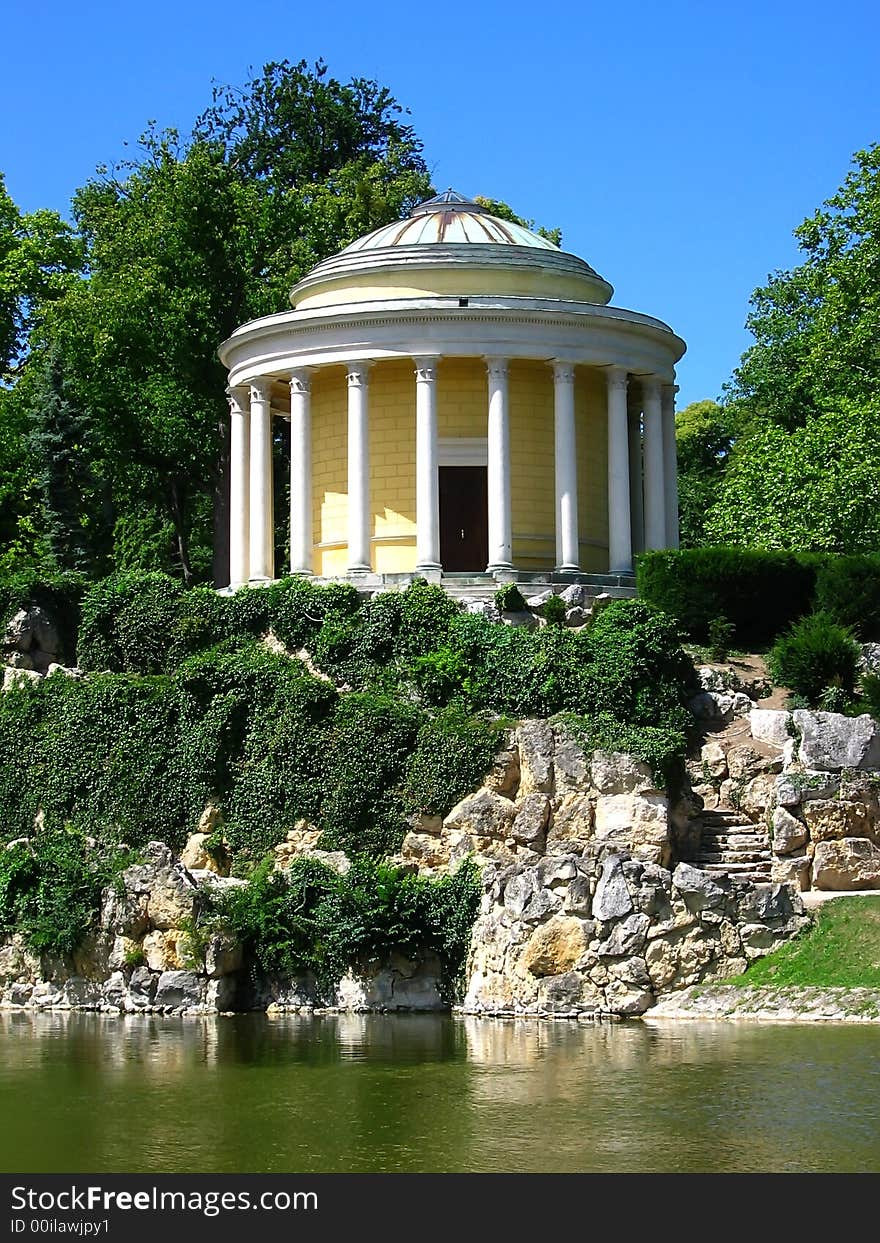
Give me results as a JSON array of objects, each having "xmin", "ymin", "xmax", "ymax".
[{"xmin": 218, "ymin": 190, "xmax": 686, "ymax": 587}]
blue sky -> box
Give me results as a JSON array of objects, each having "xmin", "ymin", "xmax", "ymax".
[{"xmin": 3, "ymin": 0, "xmax": 878, "ymax": 407}]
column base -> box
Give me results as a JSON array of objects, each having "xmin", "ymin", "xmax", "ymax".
[
  {"xmin": 346, "ymin": 563, "xmax": 372, "ymax": 574},
  {"xmin": 555, "ymin": 563, "xmax": 581, "ymax": 575},
  {"xmin": 487, "ymin": 562, "xmax": 514, "ymax": 575},
  {"xmin": 289, "ymin": 567, "xmax": 315, "ymax": 578},
  {"xmin": 415, "ymin": 561, "xmax": 442, "ymax": 574}
]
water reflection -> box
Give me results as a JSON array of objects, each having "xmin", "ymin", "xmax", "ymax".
[{"xmin": 0, "ymin": 1012, "xmax": 878, "ymax": 1173}]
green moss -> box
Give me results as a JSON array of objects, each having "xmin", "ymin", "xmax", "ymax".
[{"xmin": 732, "ymin": 897, "xmax": 880, "ymax": 989}]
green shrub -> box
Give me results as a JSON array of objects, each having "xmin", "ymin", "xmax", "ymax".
[
  {"xmin": 707, "ymin": 615, "xmax": 735, "ymax": 662},
  {"xmin": 768, "ymin": 611, "xmax": 861, "ymax": 706},
  {"xmin": 814, "ymin": 555, "xmax": 880, "ymax": 641},
  {"xmin": 542, "ymin": 594, "xmax": 567, "ymax": 627},
  {"xmin": 637, "ymin": 548, "xmax": 820, "ymax": 646},
  {"xmin": 556, "ymin": 711, "xmax": 688, "ymax": 790},
  {"xmin": 0, "ymin": 829, "xmax": 134, "ymax": 958},
  {"xmin": 862, "ymin": 673, "xmax": 880, "ymax": 720},
  {"xmin": 271, "ymin": 577, "xmax": 362, "ymax": 652},
  {"xmin": 212, "ymin": 854, "xmax": 481, "ymax": 998},
  {"xmin": 403, "ymin": 707, "xmax": 505, "ymax": 817},
  {"xmin": 494, "ymin": 583, "xmax": 527, "ymax": 613},
  {"xmin": 77, "ymin": 572, "xmax": 226, "ymax": 674}
]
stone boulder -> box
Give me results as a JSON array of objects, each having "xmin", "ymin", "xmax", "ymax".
[
  {"xmin": 520, "ymin": 916, "xmax": 589, "ymax": 976},
  {"xmin": 516, "ymin": 720, "xmax": 554, "ymax": 795},
  {"xmin": 121, "ymin": 841, "xmax": 199, "ymax": 931},
  {"xmin": 154, "ymin": 970, "xmax": 206, "ymax": 1011},
  {"xmin": 772, "ymin": 806, "xmax": 808, "ymax": 855},
  {"xmin": 750, "ymin": 709, "xmax": 792, "ymax": 749},
  {"xmin": 793, "ymin": 710, "xmax": 880, "ymax": 771},
  {"xmin": 590, "ymin": 750, "xmax": 655, "ymax": 795},
  {"xmin": 812, "ymin": 839, "xmax": 880, "ymax": 891},
  {"xmin": 444, "ymin": 788, "xmax": 518, "ymax": 839},
  {"xmin": 803, "ymin": 799, "xmax": 873, "ymax": 843}
]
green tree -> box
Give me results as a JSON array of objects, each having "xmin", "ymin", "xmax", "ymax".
[
  {"xmin": 705, "ymin": 398, "xmax": 880, "ymax": 552},
  {"xmin": 30, "ymin": 59, "xmax": 432, "ymax": 586},
  {"xmin": 726, "ymin": 144, "xmax": 880, "ymax": 429},
  {"xmin": 0, "ymin": 172, "xmax": 82, "ymax": 376},
  {"xmin": 674, "ymin": 399, "xmax": 736, "ymax": 547}
]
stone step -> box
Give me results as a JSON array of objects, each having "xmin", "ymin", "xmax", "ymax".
[
  {"xmin": 700, "ymin": 835, "xmax": 770, "ymax": 849},
  {"xmin": 695, "ymin": 851, "xmax": 770, "ymax": 864},
  {"xmin": 698, "ymin": 861, "xmax": 772, "ymax": 876}
]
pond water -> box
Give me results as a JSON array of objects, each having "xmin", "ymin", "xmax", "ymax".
[{"xmin": 1, "ymin": 1011, "xmax": 878, "ymax": 1173}]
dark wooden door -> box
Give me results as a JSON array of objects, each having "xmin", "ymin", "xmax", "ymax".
[{"xmin": 439, "ymin": 466, "xmax": 488, "ymax": 571}]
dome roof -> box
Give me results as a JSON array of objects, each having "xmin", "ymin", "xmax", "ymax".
[
  {"xmin": 340, "ymin": 190, "xmax": 561, "ymax": 253},
  {"xmin": 290, "ymin": 188, "xmax": 614, "ymax": 310}
]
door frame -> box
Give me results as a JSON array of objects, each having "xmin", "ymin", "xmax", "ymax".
[{"xmin": 438, "ymin": 437, "xmax": 488, "ymax": 468}]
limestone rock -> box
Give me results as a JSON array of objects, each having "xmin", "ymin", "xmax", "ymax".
[
  {"xmin": 596, "ymin": 913, "xmax": 650, "ymax": 957},
  {"xmin": 515, "ymin": 720, "xmax": 554, "ymax": 795},
  {"xmin": 154, "ymin": 970, "xmax": 206, "ymax": 1011},
  {"xmin": 594, "ymin": 791, "xmax": 670, "ymax": 864},
  {"xmin": 520, "ymin": 916, "xmax": 589, "ymax": 976},
  {"xmin": 100, "ymin": 886, "xmax": 150, "ymax": 940},
  {"xmin": 179, "ymin": 831, "xmax": 230, "ymax": 876},
  {"xmin": 125, "ymin": 967, "xmax": 157, "ymax": 1010},
  {"xmin": 205, "ymin": 933, "xmax": 244, "ymax": 979},
  {"xmin": 775, "ymin": 770, "xmax": 840, "ymax": 808},
  {"xmin": 812, "ymin": 838, "xmax": 880, "ymax": 891},
  {"xmin": 590, "ymin": 750, "xmax": 655, "ymax": 795},
  {"xmin": 803, "ymin": 799, "xmax": 873, "ymax": 842},
  {"xmin": 772, "ymin": 806, "xmax": 808, "ymax": 855},
  {"xmin": 511, "ymin": 793, "xmax": 549, "ymax": 847},
  {"xmin": 771, "ymin": 855, "xmax": 811, "ymax": 891},
  {"xmin": 444, "ymin": 788, "xmax": 518, "ymax": 840},
  {"xmin": 750, "ymin": 709, "xmax": 793, "ymax": 749},
  {"xmin": 688, "ymin": 691, "xmax": 734, "ymax": 724},
  {"xmin": 738, "ymin": 773, "xmax": 777, "ymax": 822},
  {"xmin": 4, "ymin": 609, "xmax": 34, "ymax": 651},
  {"xmin": 701, "ymin": 740, "xmax": 727, "ymax": 780},
  {"xmin": 482, "ymin": 745, "xmax": 520, "ymax": 797},
  {"xmin": 565, "ymin": 607, "xmax": 589, "ymax": 628},
  {"xmin": 553, "ymin": 727, "xmax": 589, "ymax": 795},
  {"xmin": 794, "ymin": 710, "xmax": 880, "ymax": 772},
  {"xmin": 525, "ymin": 590, "xmax": 555, "ymax": 611},
  {"xmin": 559, "ymin": 583, "xmax": 590, "ymax": 608},
  {"xmin": 547, "ymin": 793, "xmax": 594, "ymax": 846},
  {"xmin": 672, "ymin": 862, "xmax": 726, "ymax": 911},
  {"xmin": 29, "ymin": 607, "xmax": 61, "ymax": 656},
  {"xmin": 142, "ymin": 929, "xmax": 187, "ymax": 972},
  {"xmin": 727, "ymin": 744, "xmax": 777, "ymax": 781},
  {"xmin": 593, "ymin": 855, "xmax": 633, "ymax": 921}
]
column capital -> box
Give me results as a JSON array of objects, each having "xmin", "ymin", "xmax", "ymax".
[
  {"xmin": 413, "ymin": 356, "xmax": 439, "ymax": 384},
  {"xmin": 225, "ymin": 384, "xmax": 249, "ymax": 413},
  {"xmin": 250, "ymin": 377, "xmax": 273, "ymax": 404},
  {"xmin": 289, "ymin": 368, "xmax": 312, "ymax": 396},
  {"xmin": 552, "ymin": 360, "xmax": 576, "ymax": 385},
  {"xmin": 485, "ymin": 357, "xmax": 509, "ymax": 381},
  {"xmin": 606, "ymin": 365, "xmax": 628, "ymax": 393},
  {"xmin": 346, "ymin": 362, "xmax": 371, "ymax": 388}
]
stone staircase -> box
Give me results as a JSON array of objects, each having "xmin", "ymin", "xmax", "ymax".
[
  {"xmin": 439, "ymin": 572, "xmax": 637, "ymax": 605},
  {"xmin": 689, "ymin": 807, "xmax": 773, "ymax": 885}
]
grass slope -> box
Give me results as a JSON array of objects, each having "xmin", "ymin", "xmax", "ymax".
[{"xmin": 734, "ymin": 897, "xmax": 880, "ymax": 989}]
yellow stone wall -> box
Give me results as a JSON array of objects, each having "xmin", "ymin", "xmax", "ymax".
[
  {"xmin": 576, "ymin": 367, "xmax": 609, "ymax": 571},
  {"xmin": 308, "ymin": 357, "xmax": 609, "ymax": 576},
  {"xmin": 510, "ymin": 361, "xmax": 555, "ymax": 570},
  {"xmin": 294, "ymin": 265, "xmax": 610, "ymax": 310}
]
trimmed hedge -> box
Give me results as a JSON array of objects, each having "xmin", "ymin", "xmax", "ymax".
[
  {"xmin": 637, "ymin": 548, "xmax": 822, "ymax": 646},
  {"xmin": 814, "ymin": 555, "xmax": 880, "ymax": 641}
]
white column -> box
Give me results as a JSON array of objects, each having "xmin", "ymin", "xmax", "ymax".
[
  {"xmin": 662, "ymin": 382, "xmax": 680, "ymax": 549},
  {"xmin": 627, "ymin": 387, "xmax": 645, "ymax": 556},
  {"xmin": 289, "ymin": 369, "xmax": 312, "ymax": 575},
  {"xmin": 485, "ymin": 358, "xmax": 513, "ymax": 571},
  {"xmin": 227, "ymin": 385, "xmax": 250, "ymax": 587},
  {"xmin": 606, "ymin": 366, "xmax": 632, "ymax": 573},
  {"xmin": 346, "ymin": 362, "xmax": 371, "ymax": 572},
  {"xmin": 248, "ymin": 377, "xmax": 274, "ymax": 581},
  {"xmin": 642, "ymin": 374, "xmax": 667, "ymax": 551},
  {"xmin": 553, "ymin": 361, "xmax": 580, "ymax": 572},
  {"xmin": 414, "ymin": 357, "xmax": 441, "ymax": 571}
]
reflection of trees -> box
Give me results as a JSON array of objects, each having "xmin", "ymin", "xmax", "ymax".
[{"xmin": 0, "ymin": 1013, "xmax": 878, "ymax": 1173}]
